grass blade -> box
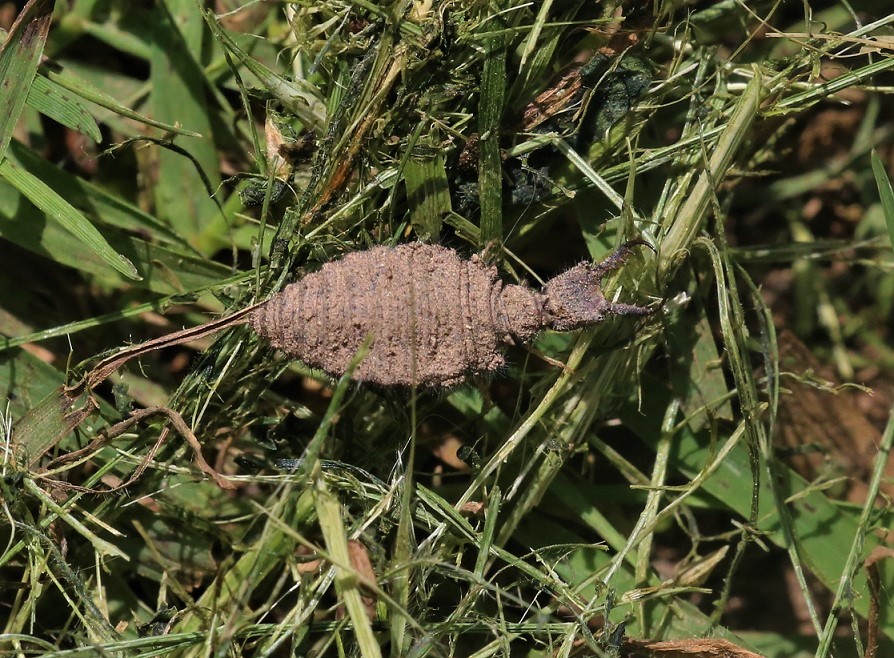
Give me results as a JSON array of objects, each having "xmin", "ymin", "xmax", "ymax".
[
  {"xmin": 405, "ymin": 145, "xmax": 451, "ymax": 242},
  {"xmin": 659, "ymin": 69, "xmax": 764, "ymax": 275},
  {"xmin": 6, "ymin": 139, "xmax": 189, "ymax": 246},
  {"xmin": 43, "ymin": 65, "xmax": 202, "ymax": 137},
  {"xmin": 0, "ymin": 0, "xmax": 53, "ymax": 160},
  {"xmin": 0, "ymin": 158, "xmax": 140, "ymax": 280},
  {"xmin": 148, "ymin": 2, "xmax": 222, "ymax": 249},
  {"xmin": 477, "ymin": 6, "xmax": 507, "ymax": 246},
  {"xmin": 315, "ymin": 482, "xmax": 383, "ymax": 658},
  {"xmin": 871, "ymin": 149, "xmax": 894, "ymax": 251},
  {"xmin": 27, "ymin": 73, "xmax": 102, "ymax": 142}
]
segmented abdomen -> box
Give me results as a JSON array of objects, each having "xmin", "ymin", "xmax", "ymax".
[{"xmin": 249, "ymin": 243, "xmax": 509, "ymax": 386}]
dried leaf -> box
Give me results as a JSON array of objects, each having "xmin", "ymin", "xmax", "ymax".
[
  {"xmin": 623, "ymin": 637, "xmax": 764, "ymax": 658},
  {"xmin": 865, "ymin": 546, "xmax": 894, "ymax": 658}
]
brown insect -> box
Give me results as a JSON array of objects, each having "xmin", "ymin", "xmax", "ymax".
[
  {"xmin": 17, "ymin": 240, "xmax": 651, "ymax": 486},
  {"xmin": 249, "ymin": 241, "xmax": 652, "ymax": 386},
  {"xmin": 81, "ymin": 241, "xmax": 650, "ymax": 391}
]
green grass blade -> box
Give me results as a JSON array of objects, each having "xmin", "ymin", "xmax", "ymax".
[
  {"xmin": 2, "ymin": 347, "xmax": 107, "ymax": 469},
  {"xmin": 507, "ymin": 15, "xmax": 564, "ymax": 107},
  {"xmin": 0, "ymin": 203, "xmax": 230, "ymax": 294},
  {"xmin": 659, "ymin": 70, "xmax": 764, "ymax": 275},
  {"xmin": 6, "ymin": 139, "xmax": 189, "ymax": 247},
  {"xmin": 666, "ymin": 306, "xmax": 734, "ymax": 432},
  {"xmin": 0, "ymin": 183, "xmax": 231, "ymax": 294},
  {"xmin": 476, "ymin": 5, "xmax": 507, "ymax": 246},
  {"xmin": 777, "ymin": 56, "xmax": 894, "ymax": 112},
  {"xmin": 0, "ymin": 349, "xmax": 73, "ymax": 422},
  {"xmin": 554, "ymin": 136, "xmax": 624, "ymax": 210},
  {"xmin": 517, "ymin": 0, "xmax": 553, "ymax": 70},
  {"xmin": 11, "ymin": 386, "xmax": 94, "ymax": 468},
  {"xmin": 870, "ymin": 149, "xmax": 894, "ymax": 251},
  {"xmin": 173, "ymin": 342, "xmax": 373, "ymax": 639},
  {"xmin": 315, "ymin": 481, "xmax": 383, "ymax": 658},
  {"xmin": 405, "ymin": 146, "xmax": 451, "ymax": 242},
  {"xmin": 148, "ymin": 2, "xmax": 222, "ymax": 249},
  {"xmin": 474, "ymin": 487, "xmax": 501, "ymax": 579},
  {"xmin": 0, "ymin": 0, "xmax": 53, "ymax": 160},
  {"xmin": 27, "ymin": 73, "xmax": 102, "ymax": 142},
  {"xmin": 43, "ymin": 65, "xmax": 202, "ymax": 137},
  {"xmin": 0, "ymin": 159, "xmax": 140, "ymax": 280}
]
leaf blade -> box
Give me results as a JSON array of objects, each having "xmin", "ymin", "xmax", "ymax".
[
  {"xmin": 44, "ymin": 65, "xmax": 203, "ymax": 138},
  {"xmin": 871, "ymin": 149, "xmax": 894, "ymax": 252},
  {"xmin": 0, "ymin": 158, "xmax": 140, "ymax": 280},
  {"xmin": 477, "ymin": 6, "xmax": 506, "ymax": 246},
  {"xmin": 26, "ymin": 73, "xmax": 102, "ymax": 142},
  {"xmin": 0, "ymin": 0, "xmax": 54, "ymax": 160},
  {"xmin": 148, "ymin": 2, "xmax": 221, "ymax": 247}
]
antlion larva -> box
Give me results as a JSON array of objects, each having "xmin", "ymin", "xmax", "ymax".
[
  {"xmin": 23, "ymin": 241, "xmax": 652, "ymax": 476},
  {"xmin": 82, "ymin": 241, "xmax": 651, "ymax": 391},
  {"xmin": 248, "ymin": 242, "xmax": 651, "ymax": 387}
]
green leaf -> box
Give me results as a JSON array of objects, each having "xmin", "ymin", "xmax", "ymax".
[
  {"xmin": 27, "ymin": 73, "xmax": 102, "ymax": 141},
  {"xmin": 1, "ymin": 346, "xmax": 111, "ymax": 469},
  {"xmin": 659, "ymin": 71, "xmax": 764, "ymax": 275},
  {"xmin": 44, "ymin": 65, "xmax": 203, "ymax": 138},
  {"xmin": 148, "ymin": 2, "xmax": 222, "ymax": 248},
  {"xmin": 405, "ymin": 146, "xmax": 451, "ymax": 242},
  {"xmin": 6, "ymin": 140, "xmax": 189, "ymax": 247},
  {"xmin": 0, "ymin": 179, "xmax": 231, "ymax": 293},
  {"xmin": 666, "ymin": 297, "xmax": 734, "ymax": 432},
  {"xmin": 0, "ymin": 349, "xmax": 87, "ymax": 437},
  {"xmin": 11, "ymin": 386, "xmax": 95, "ymax": 469},
  {"xmin": 871, "ymin": 149, "xmax": 894, "ymax": 252},
  {"xmin": 77, "ymin": 15, "xmax": 153, "ymax": 60},
  {"xmin": 0, "ymin": 0, "xmax": 54, "ymax": 160},
  {"xmin": 477, "ymin": 5, "xmax": 506, "ymax": 246},
  {"xmin": 0, "ymin": 158, "xmax": 140, "ymax": 280}
]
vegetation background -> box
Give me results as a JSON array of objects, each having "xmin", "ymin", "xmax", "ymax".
[{"xmin": 0, "ymin": 0, "xmax": 893, "ymax": 656}]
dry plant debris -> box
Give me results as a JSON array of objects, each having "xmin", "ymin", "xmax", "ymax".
[{"xmin": 622, "ymin": 637, "xmax": 764, "ymax": 657}]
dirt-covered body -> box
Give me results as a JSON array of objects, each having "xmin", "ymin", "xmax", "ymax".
[
  {"xmin": 16, "ymin": 241, "xmax": 649, "ymax": 478},
  {"xmin": 250, "ymin": 242, "xmax": 649, "ymax": 387}
]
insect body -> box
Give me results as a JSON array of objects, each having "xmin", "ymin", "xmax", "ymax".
[
  {"xmin": 249, "ymin": 242, "xmax": 650, "ymax": 387},
  {"xmin": 17, "ymin": 241, "xmax": 651, "ymax": 479}
]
